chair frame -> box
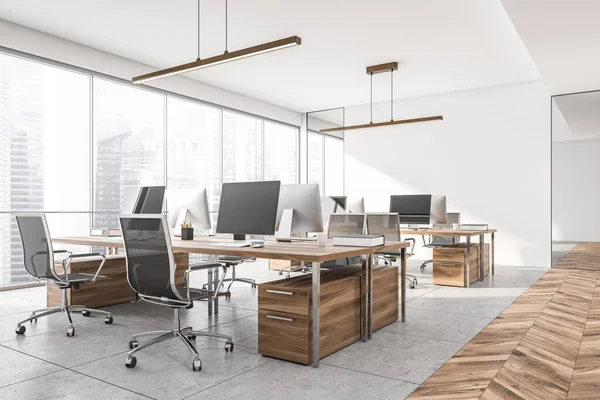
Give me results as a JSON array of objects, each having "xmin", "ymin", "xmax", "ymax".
[
  {"xmin": 420, "ymin": 212, "xmax": 462, "ymax": 271},
  {"xmin": 13, "ymin": 214, "xmax": 113, "ymax": 337},
  {"xmin": 119, "ymin": 214, "xmax": 233, "ymax": 372}
]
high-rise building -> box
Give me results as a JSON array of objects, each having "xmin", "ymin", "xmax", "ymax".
[{"xmin": 0, "ymin": 57, "xmax": 45, "ymax": 286}]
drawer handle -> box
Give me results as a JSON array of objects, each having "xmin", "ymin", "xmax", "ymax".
[
  {"xmin": 438, "ymin": 250, "xmax": 457, "ymax": 254},
  {"xmin": 441, "ymin": 263, "xmax": 458, "ymax": 267},
  {"xmin": 266, "ymin": 315, "xmax": 295, "ymax": 322},
  {"xmin": 266, "ymin": 290, "xmax": 294, "ymax": 296}
]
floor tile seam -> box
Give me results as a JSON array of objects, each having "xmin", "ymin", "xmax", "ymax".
[
  {"xmin": 180, "ymin": 359, "xmax": 275, "ymax": 399},
  {"xmin": 319, "ymin": 361, "xmax": 422, "ymax": 386},
  {"xmin": 63, "ymin": 367, "xmax": 156, "ymax": 399}
]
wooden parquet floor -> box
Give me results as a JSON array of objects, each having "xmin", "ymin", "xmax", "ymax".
[{"xmin": 408, "ymin": 242, "xmax": 600, "ymax": 400}]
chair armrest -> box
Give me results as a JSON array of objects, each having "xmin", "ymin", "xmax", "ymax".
[
  {"xmin": 62, "ymin": 253, "xmax": 106, "ymax": 284},
  {"xmin": 53, "ymin": 250, "xmax": 73, "ymax": 255},
  {"xmin": 189, "ymin": 263, "xmax": 222, "ymax": 271}
]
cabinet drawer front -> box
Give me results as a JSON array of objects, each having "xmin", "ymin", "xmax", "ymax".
[
  {"xmin": 433, "ymin": 261, "xmax": 479, "ymax": 287},
  {"xmin": 433, "ymin": 248, "xmax": 466, "ymax": 263},
  {"xmin": 258, "ymin": 285, "xmax": 310, "ymax": 315},
  {"xmin": 258, "ymin": 309, "xmax": 310, "ymax": 364}
]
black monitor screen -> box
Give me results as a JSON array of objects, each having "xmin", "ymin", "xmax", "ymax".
[
  {"xmin": 217, "ymin": 181, "xmax": 281, "ymax": 236},
  {"xmin": 133, "ymin": 186, "xmax": 165, "ymax": 214},
  {"xmin": 390, "ymin": 195, "xmax": 431, "ymax": 216}
]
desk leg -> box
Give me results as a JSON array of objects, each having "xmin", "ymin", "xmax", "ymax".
[
  {"xmin": 207, "ymin": 268, "xmax": 214, "ymax": 316},
  {"xmin": 466, "ymin": 237, "xmax": 471, "ymax": 288},
  {"xmin": 401, "ymin": 247, "xmax": 406, "ymax": 323},
  {"xmin": 312, "ymin": 261, "xmax": 321, "ymax": 368},
  {"xmin": 491, "ymin": 232, "xmax": 495, "ymax": 275},
  {"xmin": 479, "ymin": 234, "xmax": 485, "ymax": 282},
  {"xmin": 213, "ymin": 265, "xmax": 219, "ymax": 315},
  {"xmin": 361, "ymin": 256, "xmax": 369, "ymax": 342},
  {"xmin": 367, "ymin": 253, "xmax": 373, "ymax": 340}
]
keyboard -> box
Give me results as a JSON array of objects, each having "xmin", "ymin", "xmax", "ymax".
[{"xmin": 213, "ymin": 242, "xmax": 251, "ymax": 248}]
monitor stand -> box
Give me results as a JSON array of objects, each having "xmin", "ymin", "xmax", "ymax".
[
  {"xmin": 276, "ymin": 208, "xmax": 294, "ymax": 242},
  {"xmin": 233, "ymin": 234, "xmax": 246, "ymax": 241}
]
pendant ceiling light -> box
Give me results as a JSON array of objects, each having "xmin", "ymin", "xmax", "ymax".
[
  {"xmin": 132, "ymin": 0, "xmax": 301, "ymax": 85},
  {"xmin": 320, "ymin": 62, "xmax": 442, "ymax": 133}
]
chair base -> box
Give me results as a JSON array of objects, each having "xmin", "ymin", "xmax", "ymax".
[
  {"xmin": 15, "ymin": 303, "xmax": 113, "ymax": 337},
  {"xmin": 421, "ymin": 259, "xmax": 433, "ymax": 271},
  {"xmin": 125, "ymin": 308, "xmax": 233, "ymax": 371}
]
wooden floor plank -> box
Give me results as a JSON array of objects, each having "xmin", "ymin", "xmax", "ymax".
[{"xmin": 408, "ymin": 243, "xmax": 600, "ymax": 400}]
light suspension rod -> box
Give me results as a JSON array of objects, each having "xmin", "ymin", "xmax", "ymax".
[
  {"xmin": 319, "ymin": 115, "xmax": 443, "ymax": 133},
  {"xmin": 132, "ymin": 36, "xmax": 301, "ymax": 84}
]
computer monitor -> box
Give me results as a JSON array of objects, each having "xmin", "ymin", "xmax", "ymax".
[
  {"xmin": 320, "ymin": 195, "xmax": 347, "ymax": 226},
  {"xmin": 216, "ymin": 181, "xmax": 281, "ymax": 240},
  {"xmin": 165, "ymin": 188, "xmax": 211, "ymax": 236},
  {"xmin": 276, "ymin": 184, "xmax": 324, "ymax": 241},
  {"xmin": 133, "ymin": 186, "xmax": 165, "ymax": 214},
  {"xmin": 121, "ymin": 186, "xmax": 141, "ymax": 213},
  {"xmin": 389, "ymin": 194, "xmax": 431, "ymax": 225},
  {"xmin": 430, "ymin": 195, "xmax": 448, "ymax": 224}
]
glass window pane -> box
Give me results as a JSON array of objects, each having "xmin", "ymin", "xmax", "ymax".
[
  {"xmin": 166, "ymin": 97, "xmax": 220, "ymax": 211},
  {"xmin": 324, "ymin": 136, "xmax": 344, "ymax": 196},
  {"xmin": 92, "ymin": 78, "xmax": 165, "ymax": 229},
  {"xmin": 307, "ymin": 131, "xmax": 324, "ymax": 195},
  {"xmin": 264, "ymin": 121, "xmax": 298, "ymax": 184},
  {"xmin": 0, "ymin": 54, "xmax": 90, "ymax": 287},
  {"xmin": 222, "ymin": 111, "xmax": 262, "ymax": 183}
]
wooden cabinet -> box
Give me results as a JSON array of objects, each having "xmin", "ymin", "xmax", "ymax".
[
  {"xmin": 258, "ymin": 273, "xmax": 361, "ymax": 365},
  {"xmin": 48, "ymin": 253, "xmax": 189, "ymax": 308},
  {"xmin": 433, "ymin": 244, "xmax": 479, "ymax": 287},
  {"xmin": 327, "ymin": 265, "xmax": 399, "ymax": 331}
]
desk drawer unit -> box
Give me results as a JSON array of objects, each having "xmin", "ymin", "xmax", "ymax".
[
  {"xmin": 258, "ymin": 273, "xmax": 361, "ymax": 365},
  {"xmin": 433, "ymin": 244, "xmax": 478, "ymax": 287}
]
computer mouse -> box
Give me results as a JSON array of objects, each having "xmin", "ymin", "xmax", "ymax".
[{"xmin": 251, "ymin": 243, "xmax": 264, "ymax": 248}]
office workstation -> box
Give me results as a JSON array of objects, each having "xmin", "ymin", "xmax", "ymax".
[{"xmin": 1, "ymin": 1, "xmax": 598, "ymax": 399}]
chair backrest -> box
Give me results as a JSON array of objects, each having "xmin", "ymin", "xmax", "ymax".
[
  {"xmin": 327, "ymin": 213, "xmax": 365, "ymax": 239},
  {"xmin": 15, "ymin": 215, "xmax": 60, "ymax": 281},
  {"xmin": 431, "ymin": 212, "xmax": 461, "ymax": 245},
  {"xmin": 119, "ymin": 214, "xmax": 184, "ymax": 303},
  {"xmin": 365, "ymin": 213, "xmax": 401, "ymax": 242}
]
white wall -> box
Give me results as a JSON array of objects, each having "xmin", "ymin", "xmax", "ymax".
[
  {"xmin": 344, "ymin": 80, "xmax": 551, "ymax": 267},
  {"xmin": 553, "ymin": 139, "xmax": 600, "ymax": 242},
  {"xmin": 0, "ymin": 20, "xmax": 301, "ymax": 126}
]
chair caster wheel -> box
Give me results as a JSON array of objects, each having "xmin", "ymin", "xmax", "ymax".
[
  {"xmin": 82, "ymin": 310, "xmax": 91, "ymax": 317},
  {"xmin": 16, "ymin": 325, "xmax": 25, "ymax": 335},
  {"xmin": 225, "ymin": 293, "xmax": 231, "ymax": 298},
  {"xmin": 409, "ymin": 283, "xmax": 416, "ymax": 289},
  {"xmin": 125, "ymin": 357, "xmax": 137, "ymax": 368},
  {"xmin": 225, "ymin": 341, "xmax": 234, "ymax": 352},
  {"xmin": 128, "ymin": 339, "xmax": 139, "ymax": 349},
  {"xmin": 251, "ymin": 284, "xmax": 257, "ymax": 289},
  {"xmin": 192, "ymin": 359, "xmax": 202, "ymax": 371},
  {"xmin": 187, "ymin": 335, "xmax": 196, "ymax": 341},
  {"xmin": 104, "ymin": 316, "xmax": 113, "ymax": 325},
  {"xmin": 66, "ymin": 327, "xmax": 75, "ymax": 337},
  {"xmin": 278, "ymin": 271, "xmax": 283, "ymax": 276},
  {"xmin": 413, "ymin": 278, "xmax": 418, "ymax": 285},
  {"xmin": 420, "ymin": 266, "xmax": 425, "ymax": 271}
]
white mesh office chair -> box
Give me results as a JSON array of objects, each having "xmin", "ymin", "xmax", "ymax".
[
  {"xmin": 119, "ymin": 214, "xmax": 233, "ymax": 372},
  {"xmin": 420, "ymin": 212, "xmax": 461, "ymax": 271},
  {"xmin": 13, "ymin": 214, "xmax": 114, "ymax": 337}
]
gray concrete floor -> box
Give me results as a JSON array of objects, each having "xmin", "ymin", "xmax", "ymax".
[
  {"xmin": 0, "ymin": 258, "xmax": 548, "ymax": 400},
  {"xmin": 552, "ymin": 241, "xmax": 579, "ymax": 266}
]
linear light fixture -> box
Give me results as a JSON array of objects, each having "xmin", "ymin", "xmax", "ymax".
[
  {"xmin": 133, "ymin": 36, "xmax": 301, "ymax": 84},
  {"xmin": 132, "ymin": 0, "xmax": 301, "ymax": 85},
  {"xmin": 320, "ymin": 61, "xmax": 443, "ymax": 133},
  {"xmin": 320, "ymin": 116, "xmax": 443, "ymax": 133}
]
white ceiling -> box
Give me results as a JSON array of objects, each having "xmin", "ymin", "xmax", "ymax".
[
  {"xmin": 501, "ymin": 0, "xmax": 600, "ymax": 95},
  {"xmin": 553, "ymin": 91, "xmax": 600, "ymax": 142},
  {"xmin": 0, "ymin": 0, "xmax": 541, "ymax": 112}
]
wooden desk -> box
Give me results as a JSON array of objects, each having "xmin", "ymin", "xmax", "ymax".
[
  {"xmin": 400, "ymin": 228, "xmax": 496, "ymax": 288},
  {"xmin": 53, "ymin": 235, "xmax": 410, "ymax": 368}
]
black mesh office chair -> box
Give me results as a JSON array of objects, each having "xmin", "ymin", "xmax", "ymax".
[
  {"xmin": 119, "ymin": 214, "xmax": 233, "ymax": 372},
  {"xmin": 420, "ymin": 212, "xmax": 461, "ymax": 271},
  {"xmin": 366, "ymin": 213, "xmax": 418, "ymax": 289},
  {"xmin": 13, "ymin": 215, "xmax": 113, "ymax": 337}
]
